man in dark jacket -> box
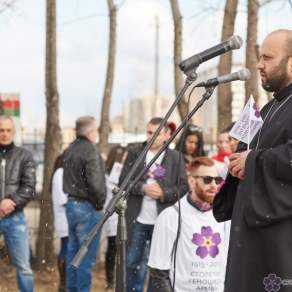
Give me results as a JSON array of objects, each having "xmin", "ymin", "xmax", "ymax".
[
  {"xmin": 0, "ymin": 116, "xmax": 35, "ymax": 292},
  {"xmin": 119, "ymin": 117, "xmax": 189, "ymax": 292},
  {"xmin": 63, "ymin": 116, "xmax": 106, "ymax": 292}
]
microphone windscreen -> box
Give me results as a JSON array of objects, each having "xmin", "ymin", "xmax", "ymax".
[
  {"xmin": 229, "ymin": 35, "xmax": 243, "ymax": 49},
  {"xmin": 238, "ymin": 68, "xmax": 251, "ymax": 81}
]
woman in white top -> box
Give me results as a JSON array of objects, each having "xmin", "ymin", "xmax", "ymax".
[
  {"xmin": 51, "ymin": 154, "xmax": 68, "ymax": 292},
  {"xmin": 103, "ymin": 146, "xmax": 128, "ymax": 291}
]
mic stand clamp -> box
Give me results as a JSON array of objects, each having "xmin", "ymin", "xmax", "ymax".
[{"xmin": 114, "ymin": 188, "xmax": 127, "ymax": 292}]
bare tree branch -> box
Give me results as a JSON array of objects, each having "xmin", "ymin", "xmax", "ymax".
[
  {"xmin": 59, "ymin": 13, "xmax": 107, "ymax": 27},
  {"xmin": 169, "ymin": 0, "xmax": 188, "ymax": 121},
  {"xmin": 187, "ymin": 6, "xmax": 219, "ymax": 19},
  {"xmin": 116, "ymin": 0, "xmax": 126, "ymax": 10},
  {"xmin": 0, "ymin": 0, "xmax": 17, "ymax": 14},
  {"xmin": 217, "ymin": 0, "xmax": 239, "ymax": 131},
  {"xmin": 99, "ymin": 0, "xmax": 117, "ymax": 154},
  {"xmin": 259, "ymin": 0, "xmax": 272, "ymax": 6}
]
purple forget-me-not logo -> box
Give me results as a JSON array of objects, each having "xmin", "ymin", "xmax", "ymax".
[
  {"xmin": 191, "ymin": 226, "xmax": 221, "ymax": 259},
  {"xmin": 263, "ymin": 274, "xmax": 281, "ymax": 292}
]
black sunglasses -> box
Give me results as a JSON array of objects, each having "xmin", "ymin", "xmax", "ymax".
[{"xmin": 192, "ymin": 175, "xmax": 223, "ymax": 185}]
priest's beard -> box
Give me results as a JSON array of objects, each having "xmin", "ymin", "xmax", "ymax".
[
  {"xmin": 261, "ymin": 57, "xmax": 290, "ymax": 93},
  {"xmin": 194, "ymin": 182, "xmax": 216, "ymax": 204}
]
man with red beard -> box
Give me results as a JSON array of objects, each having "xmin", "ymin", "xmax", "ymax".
[
  {"xmin": 213, "ymin": 29, "xmax": 292, "ymax": 292},
  {"xmin": 148, "ymin": 157, "xmax": 230, "ymax": 292}
]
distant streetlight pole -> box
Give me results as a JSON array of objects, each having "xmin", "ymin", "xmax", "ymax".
[
  {"xmin": 34, "ymin": 128, "xmax": 37, "ymax": 151},
  {"xmin": 152, "ymin": 14, "xmax": 159, "ymax": 116}
]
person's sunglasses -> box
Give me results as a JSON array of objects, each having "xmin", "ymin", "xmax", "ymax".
[{"xmin": 192, "ymin": 175, "xmax": 223, "ymax": 185}]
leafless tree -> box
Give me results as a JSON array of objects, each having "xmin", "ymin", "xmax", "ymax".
[
  {"xmin": 217, "ymin": 0, "xmax": 239, "ymax": 131},
  {"xmin": 245, "ymin": 0, "xmax": 259, "ymax": 103},
  {"xmin": 35, "ymin": 0, "xmax": 59, "ymax": 269},
  {"xmin": 0, "ymin": 0, "xmax": 17, "ymax": 14},
  {"xmin": 170, "ymin": 0, "xmax": 187, "ymax": 122},
  {"xmin": 98, "ymin": 0, "xmax": 117, "ymax": 154}
]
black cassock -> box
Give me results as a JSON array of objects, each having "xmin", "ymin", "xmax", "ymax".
[{"xmin": 213, "ymin": 82, "xmax": 292, "ymax": 292}]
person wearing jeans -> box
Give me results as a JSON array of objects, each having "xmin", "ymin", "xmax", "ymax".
[
  {"xmin": 119, "ymin": 117, "xmax": 188, "ymax": 292},
  {"xmin": 63, "ymin": 116, "xmax": 106, "ymax": 292},
  {"xmin": 0, "ymin": 212, "xmax": 33, "ymax": 291},
  {"xmin": 127, "ymin": 223, "xmax": 154, "ymax": 292},
  {"xmin": 134, "ymin": 241, "xmax": 153, "ymax": 292},
  {"xmin": 66, "ymin": 200, "xmax": 103, "ymax": 291},
  {"xmin": 0, "ymin": 116, "xmax": 35, "ymax": 292}
]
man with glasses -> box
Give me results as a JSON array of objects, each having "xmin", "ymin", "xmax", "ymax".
[{"xmin": 148, "ymin": 157, "xmax": 230, "ymax": 292}]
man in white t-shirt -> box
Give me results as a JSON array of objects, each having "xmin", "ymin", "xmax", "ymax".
[
  {"xmin": 119, "ymin": 117, "xmax": 189, "ymax": 292},
  {"xmin": 148, "ymin": 157, "xmax": 230, "ymax": 292}
]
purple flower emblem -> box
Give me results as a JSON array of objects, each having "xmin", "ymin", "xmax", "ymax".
[
  {"xmin": 146, "ymin": 164, "xmax": 166, "ymax": 181},
  {"xmin": 253, "ymin": 103, "xmax": 261, "ymax": 118},
  {"xmin": 263, "ymin": 274, "xmax": 281, "ymax": 292},
  {"xmin": 191, "ymin": 226, "xmax": 221, "ymax": 259}
]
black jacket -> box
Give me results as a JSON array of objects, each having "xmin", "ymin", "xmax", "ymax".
[
  {"xmin": 63, "ymin": 137, "xmax": 106, "ymax": 210},
  {"xmin": 119, "ymin": 142, "xmax": 189, "ymax": 244},
  {"xmin": 0, "ymin": 144, "xmax": 36, "ymax": 215}
]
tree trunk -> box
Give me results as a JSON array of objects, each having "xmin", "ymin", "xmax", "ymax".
[
  {"xmin": 170, "ymin": 0, "xmax": 187, "ymax": 122},
  {"xmin": 0, "ymin": 99, "xmax": 3, "ymax": 115},
  {"xmin": 99, "ymin": 0, "xmax": 116, "ymax": 154},
  {"xmin": 245, "ymin": 0, "xmax": 259, "ymax": 103},
  {"xmin": 217, "ymin": 0, "xmax": 239, "ymax": 132},
  {"xmin": 35, "ymin": 0, "xmax": 59, "ymax": 270}
]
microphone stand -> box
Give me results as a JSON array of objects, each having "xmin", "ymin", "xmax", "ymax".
[{"xmin": 70, "ymin": 71, "xmax": 216, "ymax": 291}]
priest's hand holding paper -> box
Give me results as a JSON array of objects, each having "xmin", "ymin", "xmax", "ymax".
[
  {"xmin": 228, "ymin": 150, "xmax": 251, "ymax": 180},
  {"xmin": 227, "ymin": 95, "xmax": 263, "ymax": 180}
]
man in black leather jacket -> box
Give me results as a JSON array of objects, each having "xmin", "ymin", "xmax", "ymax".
[
  {"xmin": 63, "ymin": 116, "xmax": 106, "ymax": 292},
  {"xmin": 0, "ymin": 116, "xmax": 36, "ymax": 292}
]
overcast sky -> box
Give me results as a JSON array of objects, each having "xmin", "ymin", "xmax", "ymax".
[{"xmin": 0, "ymin": 0, "xmax": 291, "ymax": 133}]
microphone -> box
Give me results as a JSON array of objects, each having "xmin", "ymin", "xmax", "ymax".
[
  {"xmin": 196, "ymin": 68, "xmax": 251, "ymax": 88},
  {"xmin": 179, "ymin": 35, "xmax": 243, "ymax": 74}
]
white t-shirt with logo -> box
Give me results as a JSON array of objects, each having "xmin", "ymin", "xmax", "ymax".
[
  {"xmin": 103, "ymin": 174, "xmax": 119, "ymax": 237},
  {"xmin": 137, "ymin": 150, "xmax": 165, "ymax": 225},
  {"xmin": 148, "ymin": 195, "xmax": 230, "ymax": 292},
  {"xmin": 52, "ymin": 168, "xmax": 68, "ymax": 238},
  {"xmin": 103, "ymin": 162, "xmax": 124, "ymax": 237}
]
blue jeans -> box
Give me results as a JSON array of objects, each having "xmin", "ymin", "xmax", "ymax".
[
  {"xmin": 0, "ymin": 212, "xmax": 34, "ymax": 292},
  {"xmin": 66, "ymin": 200, "xmax": 103, "ymax": 292},
  {"xmin": 134, "ymin": 241, "xmax": 154, "ymax": 292},
  {"xmin": 126, "ymin": 222, "xmax": 154, "ymax": 292}
]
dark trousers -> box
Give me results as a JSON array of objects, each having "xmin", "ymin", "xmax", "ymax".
[{"xmin": 106, "ymin": 236, "xmax": 117, "ymax": 284}]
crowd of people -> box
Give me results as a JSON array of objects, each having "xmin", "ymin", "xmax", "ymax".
[
  {"xmin": 50, "ymin": 115, "xmax": 237, "ymax": 292},
  {"xmin": 1, "ymin": 29, "xmax": 291, "ymax": 292}
]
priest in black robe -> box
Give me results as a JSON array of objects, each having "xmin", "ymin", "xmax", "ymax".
[{"xmin": 213, "ymin": 29, "xmax": 292, "ymax": 292}]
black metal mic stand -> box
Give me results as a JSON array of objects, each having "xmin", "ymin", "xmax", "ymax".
[{"xmin": 70, "ymin": 72, "xmax": 216, "ymax": 291}]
